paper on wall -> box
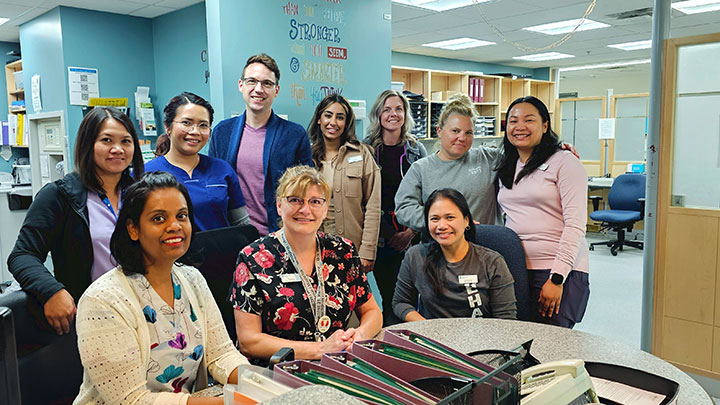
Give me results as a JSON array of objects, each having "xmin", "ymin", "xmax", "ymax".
[
  {"xmin": 140, "ymin": 107, "xmax": 157, "ymax": 137},
  {"xmin": 598, "ymin": 118, "xmax": 616, "ymax": 140},
  {"xmin": 68, "ymin": 67, "xmax": 99, "ymax": 106},
  {"xmin": 31, "ymin": 74, "xmax": 42, "ymax": 112}
]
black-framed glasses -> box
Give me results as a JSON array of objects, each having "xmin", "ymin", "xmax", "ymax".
[
  {"xmin": 284, "ymin": 196, "xmax": 326, "ymax": 209},
  {"xmin": 242, "ymin": 77, "xmax": 277, "ymax": 89},
  {"xmin": 173, "ymin": 120, "xmax": 211, "ymax": 134}
]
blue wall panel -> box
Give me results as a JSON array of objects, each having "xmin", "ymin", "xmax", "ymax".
[
  {"xmin": 392, "ymin": 51, "xmax": 550, "ymax": 79},
  {"xmin": 152, "ymin": 2, "xmax": 210, "ymax": 124},
  {"xmin": 207, "ymin": 0, "xmax": 392, "ymax": 136},
  {"xmin": 58, "ymin": 6, "xmax": 156, "ymax": 160}
]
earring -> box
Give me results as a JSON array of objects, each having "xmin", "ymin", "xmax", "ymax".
[{"xmin": 466, "ymin": 225, "xmax": 470, "ymax": 230}]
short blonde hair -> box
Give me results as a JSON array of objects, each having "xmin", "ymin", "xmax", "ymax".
[
  {"xmin": 437, "ymin": 93, "xmax": 478, "ymax": 130},
  {"xmin": 276, "ymin": 165, "xmax": 331, "ymax": 201}
]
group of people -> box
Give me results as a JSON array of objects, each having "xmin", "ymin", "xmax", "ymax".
[{"xmin": 6, "ymin": 53, "xmax": 590, "ymax": 403}]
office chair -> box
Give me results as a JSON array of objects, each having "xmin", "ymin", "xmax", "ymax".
[
  {"xmin": 190, "ymin": 224, "xmax": 260, "ymax": 342},
  {"xmin": 0, "ymin": 307, "xmax": 21, "ymax": 404},
  {"xmin": 589, "ymin": 173, "xmax": 646, "ymax": 256},
  {"xmin": 0, "ymin": 290, "xmax": 83, "ymax": 404},
  {"xmin": 473, "ymin": 225, "xmax": 531, "ymax": 321}
]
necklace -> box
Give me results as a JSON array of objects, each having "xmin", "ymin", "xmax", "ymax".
[{"xmin": 277, "ymin": 230, "xmax": 331, "ymax": 342}]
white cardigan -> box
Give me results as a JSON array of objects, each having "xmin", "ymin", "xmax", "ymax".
[{"xmin": 74, "ymin": 264, "xmax": 248, "ymax": 405}]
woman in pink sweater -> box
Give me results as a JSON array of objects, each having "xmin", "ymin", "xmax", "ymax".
[{"xmin": 496, "ymin": 96, "xmax": 589, "ymax": 329}]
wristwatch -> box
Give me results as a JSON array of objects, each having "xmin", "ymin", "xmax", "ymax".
[{"xmin": 550, "ymin": 273, "xmax": 564, "ymax": 285}]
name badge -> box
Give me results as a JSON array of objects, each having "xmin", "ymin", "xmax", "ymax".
[
  {"xmin": 458, "ymin": 275, "xmax": 478, "ymax": 285},
  {"xmin": 538, "ymin": 163, "xmax": 549, "ymax": 171},
  {"xmin": 347, "ymin": 155, "xmax": 363, "ymax": 163},
  {"xmin": 280, "ymin": 273, "xmax": 302, "ymax": 283}
]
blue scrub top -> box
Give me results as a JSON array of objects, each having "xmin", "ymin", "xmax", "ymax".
[{"xmin": 145, "ymin": 154, "xmax": 246, "ymax": 231}]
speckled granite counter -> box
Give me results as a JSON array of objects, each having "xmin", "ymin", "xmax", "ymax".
[
  {"xmin": 261, "ymin": 385, "xmax": 364, "ymax": 404},
  {"xmin": 382, "ymin": 318, "xmax": 712, "ymax": 404}
]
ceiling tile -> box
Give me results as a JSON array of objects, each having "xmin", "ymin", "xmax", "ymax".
[
  {"xmin": 0, "ymin": 3, "xmax": 35, "ymax": 19},
  {"xmin": 56, "ymin": 0, "xmax": 148, "ymax": 15},
  {"xmin": 154, "ymin": 0, "xmax": 203, "ymax": 9},
  {"xmin": 129, "ymin": 5, "xmax": 175, "ymax": 18}
]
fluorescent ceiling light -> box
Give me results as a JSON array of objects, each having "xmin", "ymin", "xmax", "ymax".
[
  {"xmin": 608, "ymin": 40, "xmax": 652, "ymax": 51},
  {"xmin": 524, "ymin": 18, "xmax": 610, "ymax": 35},
  {"xmin": 423, "ymin": 37, "xmax": 495, "ymax": 50},
  {"xmin": 392, "ymin": 0, "xmax": 490, "ymax": 12},
  {"xmin": 559, "ymin": 59, "xmax": 651, "ymax": 72},
  {"xmin": 672, "ymin": 0, "xmax": 720, "ymax": 14},
  {"xmin": 0, "ymin": 18, "xmax": 9, "ymax": 26},
  {"xmin": 513, "ymin": 52, "xmax": 575, "ymax": 61}
]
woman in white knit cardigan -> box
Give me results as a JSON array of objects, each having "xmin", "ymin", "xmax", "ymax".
[{"xmin": 74, "ymin": 172, "xmax": 248, "ymax": 405}]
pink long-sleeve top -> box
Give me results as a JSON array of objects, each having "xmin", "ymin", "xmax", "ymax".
[{"xmin": 497, "ymin": 150, "xmax": 589, "ymax": 278}]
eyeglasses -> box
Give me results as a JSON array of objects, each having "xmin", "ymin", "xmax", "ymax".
[
  {"xmin": 242, "ymin": 77, "xmax": 277, "ymax": 89},
  {"xmin": 284, "ymin": 196, "xmax": 326, "ymax": 209},
  {"xmin": 173, "ymin": 120, "xmax": 211, "ymax": 134}
]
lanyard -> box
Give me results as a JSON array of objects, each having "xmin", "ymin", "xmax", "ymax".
[
  {"xmin": 98, "ymin": 192, "xmax": 119, "ymax": 220},
  {"xmin": 277, "ymin": 230, "xmax": 330, "ymax": 342}
]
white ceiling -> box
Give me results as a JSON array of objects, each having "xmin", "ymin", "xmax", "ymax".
[
  {"xmin": 0, "ymin": 0, "xmax": 719, "ymax": 79},
  {"xmin": 392, "ymin": 0, "xmax": 720, "ymax": 77}
]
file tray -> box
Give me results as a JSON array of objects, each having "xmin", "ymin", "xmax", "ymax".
[
  {"xmin": 321, "ymin": 351, "xmax": 441, "ymax": 404},
  {"xmin": 584, "ymin": 362, "xmax": 679, "ymax": 405},
  {"xmin": 273, "ymin": 359, "xmax": 419, "ymax": 404},
  {"xmin": 353, "ymin": 339, "xmax": 520, "ymax": 404}
]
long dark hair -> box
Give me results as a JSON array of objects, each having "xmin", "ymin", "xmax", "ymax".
[
  {"xmin": 307, "ymin": 94, "xmax": 359, "ymax": 167},
  {"xmin": 497, "ymin": 96, "xmax": 560, "ymax": 189},
  {"xmin": 422, "ymin": 188, "xmax": 476, "ymax": 296},
  {"xmin": 74, "ymin": 107, "xmax": 144, "ymax": 193},
  {"xmin": 110, "ymin": 171, "xmax": 198, "ymax": 275}
]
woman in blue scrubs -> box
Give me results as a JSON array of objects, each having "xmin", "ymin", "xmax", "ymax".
[{"xmin": 146, "ymin": 92, "xmax": 250, "ymax": 231}]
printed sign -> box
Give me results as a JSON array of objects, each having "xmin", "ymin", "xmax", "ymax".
[{"xmin": 327, "ymin": 46, "xmax": 347, "ymax": 60}]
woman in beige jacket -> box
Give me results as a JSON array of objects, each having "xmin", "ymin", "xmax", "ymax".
[{"xmin": 307, "ymin": 94, "xmax": 381, "ymax": 273}]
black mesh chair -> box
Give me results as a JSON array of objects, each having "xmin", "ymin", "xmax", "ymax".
[
  {"xmin": 473, "ymin": 225, "xmax": 531, "ymax": 321},
  {"xmin": 0, "ymin": 290, "xmax": 82, "ymax": 404},
  {"xmin": 0, "ymin": 306, "xmax": 21, "ymax": 404},
  {"xmin": 190, "ymin": 224, "xmax": 260, "ymax": 342}
]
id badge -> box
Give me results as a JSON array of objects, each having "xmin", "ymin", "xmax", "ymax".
[
  {"xmin": 280, "ymin": 273, "xmax": 302, "ymax": 283},
  {"xmin": 458, "ymin": 275, "xmax": 478, "ymax": 285}
]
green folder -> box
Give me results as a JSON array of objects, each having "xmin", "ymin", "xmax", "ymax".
[
  {"xmin": 349, "ymin": 357, "xmax": 436, "ymax": 404},
  {"xmin": 296, "ymin": 369, "xmax": 404, "ymax": 405}
]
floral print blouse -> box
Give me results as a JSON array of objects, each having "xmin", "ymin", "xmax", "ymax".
[
  {"xmin": 128, "ymin": 271, "xmax": 204, "ymax": 394},
  {"xmin": 228, "ymin": 232, "xmax": 373, "ymax": 348}
]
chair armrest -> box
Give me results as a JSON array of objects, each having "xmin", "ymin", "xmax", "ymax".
[
  {"xmin": 638, "ymin": 197, "xmax": 646, "ymax": 217},
  {"xmin": 589, "ymin": 195, "xmax": 603, "ymax": 211}
]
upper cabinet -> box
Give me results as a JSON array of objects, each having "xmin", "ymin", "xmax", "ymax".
[{"xmin": 5, "ymin": 59, "xmax": 25, "ymax": 114}]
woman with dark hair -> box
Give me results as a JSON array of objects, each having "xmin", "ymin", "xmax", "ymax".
[
  {"xmin": 75, "ymin": 171, "xmax": 248, "ymax": 404},
  {"xmin": 307, "ymin": 94, "xmax": 380, "ymax": 273},
  {"xmin": 364, "ymin": 90, "xmax": 427, "ymax": 325},
  {"xmin": 497, "ymin": 96, "xmax": 589, "ymax": 329},
  {"xmin": 229, "ymin": 166, "xmax": 382, "ymax": 364},
  {"xmin": 145, "ymin": 91, "xmax": 250, "ymax": 231},
  {"xmin": 8, "ymin": 107, "xmax": 144, "ymax": 335},
  {"xmin": 392, "ymin": 188, "xmax": 516, "ymax": 322}
]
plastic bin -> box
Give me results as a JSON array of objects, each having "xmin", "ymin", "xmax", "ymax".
[{"xmin": 13, "ymin": 70, "xmax": 23, "ymax": 90}]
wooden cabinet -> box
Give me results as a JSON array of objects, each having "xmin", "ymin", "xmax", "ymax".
[{"xmin": 5, "ymin": 59, "xmax": 24, "ymax": 114}]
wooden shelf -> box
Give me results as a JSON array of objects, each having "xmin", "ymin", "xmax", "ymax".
[
  {"xmin": 6, "ymin": 59, "xmax": 24, "ymax": 116},
  {"xmin": 5, "ymin": 59, "xmax": 22, "ymax": 70},
  {"xmin": 9, "ymin": 108, "xmax": 26, "ymax": 114},
  {"xmin": 9, "ymin": 89, "xmax": 24, "ymax": 96}
]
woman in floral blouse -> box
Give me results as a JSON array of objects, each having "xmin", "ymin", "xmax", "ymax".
[{"xmin": 229, "ymin": 165, "xmax": 382, "ymax": 364}]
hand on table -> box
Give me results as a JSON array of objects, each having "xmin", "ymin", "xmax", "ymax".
[
  {"xmin": 44, "ymin": 289, "xmax": 76, "ymax": 335},
  {"xmin": 538, "ymin": 279, "xmax": 563, "ymax": 318}
]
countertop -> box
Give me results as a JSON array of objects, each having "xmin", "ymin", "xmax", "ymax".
[{"xmin": 382, "ymin": 318, "xmax": 712, "ymax": 404}]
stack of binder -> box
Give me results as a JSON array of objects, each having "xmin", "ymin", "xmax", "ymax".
[
  {"xmin": 273, "ymin": 330, "xmax": 521, "ymax": 404},
  {"xmin": 408, "ymin": 101, "xmax": 428, "ymax": 139}
]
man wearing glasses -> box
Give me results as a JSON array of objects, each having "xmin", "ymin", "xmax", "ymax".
[{"xmin": 209, "ymin": 53, "xmax": 312, "ymax": 235}]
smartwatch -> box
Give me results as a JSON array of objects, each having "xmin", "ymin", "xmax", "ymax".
[{"xmin": 550, "ymin": 273, "xmax": 564, "ymax": 285}]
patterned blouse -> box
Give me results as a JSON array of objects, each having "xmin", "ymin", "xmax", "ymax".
[
  {"xmin": 128, "ymin": 271, "xmax": 204, "ymax": 393},
  {"xmin": 228, "ymin": 232, "xmax": 373, "ymax": 347}
]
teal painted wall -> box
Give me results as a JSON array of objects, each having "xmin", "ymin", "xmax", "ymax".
[
  {"xmin": 59, "ymin": 6, "xmax": 156, "ymax": 164},
  {"xmin": 0, "ymin": 41, "xmax": 21, "ymax": 116},
  {"xmin": 207, "ymin": 0, "xmax": 392, "ymax": 135},
  {"xmin": 152, "ymin": 2, "xmax": 209, "ymax": 125},
  {"xmin": 392, "ymin": 51, "xmax": 550, "ymax": 80}
]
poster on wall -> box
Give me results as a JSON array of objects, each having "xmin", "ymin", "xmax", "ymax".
[
  {"xmin": 68, "ymin": 67, "xmax": 99, "ymax": 106},
  {"xmin": 284, "ymin": 1, "xmax": 348, "ymax": 114}
]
